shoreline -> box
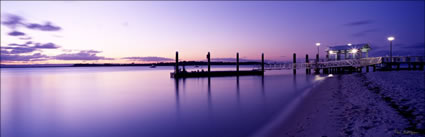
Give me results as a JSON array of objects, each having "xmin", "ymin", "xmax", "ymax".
[
  {"xmin": 250, "ymin": 75, "xmax": 330, "ymax": 137},
  {"xmin": 261, "ymin": 71, "xmax": 425, "ymax": 137}
]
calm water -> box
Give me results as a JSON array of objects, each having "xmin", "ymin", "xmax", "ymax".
[{"xmin": 1, "ymin": 66, "xmax": 325, "ymax": 137}]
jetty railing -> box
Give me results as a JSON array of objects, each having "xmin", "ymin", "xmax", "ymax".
[{"xmin": 262, "ymin": 57, "xmax": 383, "ymax": 70}]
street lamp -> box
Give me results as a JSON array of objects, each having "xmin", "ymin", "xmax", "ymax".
[
  {"xmin": 347, "ymin": 43, "xmax": 352, "ymax": 46},
  {"xmin": 387, "ymin": 36, "xmax": 395, "ymax": 62},
  {"xmin": 316, "ymin": 43, "xmax": 320, "ymax": 57}
]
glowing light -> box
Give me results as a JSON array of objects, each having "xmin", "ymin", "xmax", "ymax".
[
  {"xmin": 316, "ymin": 43, "xmax": 321, "ymax": 46},
  {"xmin": 387, "ymin": 36, "xmax": 395, "ymax": 41},
  {"xmin": 351, "ymin": 49, "xmax": 358, "ymax": 54},
  {"xmin": 347, "ymin": 43, "xmax": 352, "ymax": 46},
  {"xmin": 314, "ymin": 75, "xmax": 326, "ymax": 81},
  {"xmin": 328, "ymin": 74, "xmax": 334, "ymax": 77},
  {"xmin": 329, "ymin": 50, "xmax": 336, "ymax": 54}
]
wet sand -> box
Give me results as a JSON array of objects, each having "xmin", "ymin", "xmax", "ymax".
[{"xmin": 266, "ymin": 76, "xmax": 341, "ymax": 137}]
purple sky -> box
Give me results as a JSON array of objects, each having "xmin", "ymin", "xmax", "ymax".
[{"xmin": 1, "ymin": 1, "xmax": 424, "ymax": 64}]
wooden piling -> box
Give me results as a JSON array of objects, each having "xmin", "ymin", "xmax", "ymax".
[
  {"xmin": 315, "ymin": 54, "xmax": 319, "ymax": 74},
  {"xmin": 262, "ymin": 53, "xmax": 265, "ymax": 72},
  {"xmin": 373, "ymin": 65, "xmax": 376, "ymax": 72},
  {"xmin": 175, "ymin": 51, "xmax": 179, "ymax": 74},
  {"xmin": 207, "ymin": 52, "xmax": 211, "ymax": 73},
  {"xmin": 236, "ymin": 52, "xmax": 239, "ymax": 72},
  {"xmin": 306, "ymin": 54, "xmax": 309, "ymax": 74},
  {"xmin": 293, "ymin": 53, "xmax": 296, "ymax": 74},
  {"xmin": 366, "ymin": 65, "xmax": 369, "ymax": 72}
]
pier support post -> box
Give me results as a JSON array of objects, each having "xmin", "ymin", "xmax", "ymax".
[
  {"xmin": 236, "ymin": 52, "xmax": 239, "ymax": 72},
  {"xmin": 293, "ymin": 53, "xmax": 296, "ymax": 75},
  {"xmin": 262, "ymin": 53, "xmax": 265, "ymax": 72},
  {"xmin": 366, "ymin": 65, "xmax": 369, "ymax": 72},
  {"xmin": 306, "ymin": 54, "xmax": 309, "ymax": 74},
  {"xmin": 407, "ymin": 57, "xmax": 411, "ymax": 70},
  {"xmin": 175, "ymin": 51, "xmax": 179, "ymax": 74},
  {"xmin": 207, "ymin": 52, "xmax": 211, "ymax": 73},
  {"xmin": 315, "ymin": 54, "xmax": 319, "ymax": 74},
  {"xmin": 373, "ymin": 65, "xmax": 376, "ymax": 72}
]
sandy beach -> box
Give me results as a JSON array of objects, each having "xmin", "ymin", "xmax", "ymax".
[{"xmin": 264, "ymin": 71, "xmax": 425, "ymax": 137}]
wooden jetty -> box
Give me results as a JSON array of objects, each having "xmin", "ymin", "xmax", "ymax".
[
  {"xmin": 171, "ymin": 52, "xmax": 264, "ymax": 78},
  {"xmin": 170, "ymin": 49, "xmax": 424, "ymax": 78},
  {"xmin": 264, "ymin": 53, "xmax": 424, "ymax": 74}
]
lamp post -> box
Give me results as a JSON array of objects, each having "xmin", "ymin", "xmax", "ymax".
[
  {"xmin": 387, "ymin": 36, "xmax": 395, "ymax": 62},
  {"xmin": 316, "ymin": 43, "xmax": 320, "ymax": 56}
]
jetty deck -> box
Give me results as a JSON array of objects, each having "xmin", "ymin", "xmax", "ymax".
[
  {"xmin": 171, "ymin": 70, "xmax": 264, "ymax": 78},
  {"xmin": 171, "ymin": 52, "xmax": 265, "ymax": 78}
]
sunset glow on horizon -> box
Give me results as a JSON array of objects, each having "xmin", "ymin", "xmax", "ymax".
[{"xmin": 1, "ymin": 1, "xmax": 424, "ymax": 64}]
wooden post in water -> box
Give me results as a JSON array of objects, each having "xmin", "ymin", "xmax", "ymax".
[
  {"xmin": 366, "ymin": 65, "xmax": 369, "ymax": 72},
  {"xmin": 262, "ymin": 53, "xmax": 265, "ymax": 72},
  {"xmin": 236, "ymin": 52, "xmax": 240, "ymax": 72},
  {"xmin": 293, "ymin": 53, "xmax": 296, "ymax": 75},
  {"xmin": 407, "ymin": 57, "xmax": 411, "ymax": 70},
  {"xmin": 397, "ymin": 63, "xmax": 400, "ymax": 70},
  {"xmin": 373, "ymin": 65, "xmax": 376, "ymax": 72},
  {"xmin": 207, "ymin": 52, "xmax": 211, "ymax": 73},
  {"xmin": 305, "ymin": 54, "xmax": 309, "ymax": 74},
  {"xmin": 315, "ymin": 54, "xmax": 319, "ymax": 74},
  {"xmin": 175, "ymin": 51, "xmax": 179, "ymax": 74}
]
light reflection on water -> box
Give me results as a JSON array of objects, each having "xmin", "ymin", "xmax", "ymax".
[{"xmin": 1, "ymin": 66, "xmax": 324, "ymax": 137}]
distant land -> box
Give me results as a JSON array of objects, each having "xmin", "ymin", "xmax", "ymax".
[{"xmin": 0, "ymin": 61, "xmax": 266, "ymax": 68}]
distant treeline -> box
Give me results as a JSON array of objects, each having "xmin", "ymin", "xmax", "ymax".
[{"xmin": 73, "ymin": 61, "xmax": 263, "ymax": 67}]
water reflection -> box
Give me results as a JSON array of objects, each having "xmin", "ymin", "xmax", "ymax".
[
  {"xmin": 261, "ymin": 75, "xmax": 265, "ymax": 97},
  {"xmin": 207, "ymin": 77, "xmax": 212, "ymax": 117},
  {"xmin": 236, "ymin": 76, "xmax": 240, "ymax": 105},
  {"xmin": 2, "ymin": 67, "xmax": 320, "ymax": 137},
  {"xmin": 175, "ymin": 78, "xmax": 180, "ymax": 116},
  {"xmin": 293, "ymin": 74, "xmax": 297, "ymax": 91}
]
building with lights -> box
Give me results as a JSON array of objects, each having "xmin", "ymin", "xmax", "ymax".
[{"xmin": 325, "ymin": 43, "xmax": 371, "ymax": 61}]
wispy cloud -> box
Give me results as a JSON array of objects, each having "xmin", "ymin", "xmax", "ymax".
[
  {"xmin": 26, "ymin": 22, "xmax": 61, "ymax": 31},
  {"xmin": 1, "ymin": 14, "xmax": 24, "ymax": 29},
  {"xmin": 54, "ymin": 50, "xmax": 111, "ymax": 60},
  {"xmin": 8, "ymin": 31, "xmax": 25, "ymax": 36},
  {"xmin": 34, "ymin": 43, "xmax": 60, "ymax": 49},
  {"xmin": 8, "ymin": 43, "xmax": 29, "ymax": 47},
  {"xmin": 351, "ymin": 28, "xmax": 379, "ymax": 37},
  {"xmin": 19, "ymin": 37, "xmax": 32, "ymax": 40},
  {"xmin": 3, "ymin": 42, "xmax": 60, "ymax": 54},
  {"xmin": 1, "ymin": 13, "xmax": 61, "ymax": 31},
  {"xmin": 1, "ymin": 50, "xmax": 10, "ymax": 54},
  {"xmin": 344, "ymin": 20, "xmax": 373, "ymax": 26},
  {"xmin": 1, "ymin": 53, "xmax": 48, "ymax": 62},
  {"xmin": 2, "ymin": 47, "xmax": 37, "ymax": 54},
  {"xmin": 123, "ymin": 56, "xmax": 173, "ymax": 62}
]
